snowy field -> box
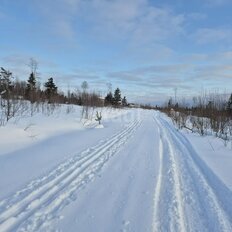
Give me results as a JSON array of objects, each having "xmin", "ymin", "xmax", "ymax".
[{"xmin": 0, "ymin": 106, "xmax": 232, "ymax": 232}]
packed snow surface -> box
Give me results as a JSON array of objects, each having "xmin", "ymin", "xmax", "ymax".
[{"xmin": 0, "ymin": 106, "xmax": 232, "ymax": 232}]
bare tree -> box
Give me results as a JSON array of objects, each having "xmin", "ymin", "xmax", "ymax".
[
  {"xmin": 28, "ymin": 58, "xmax": 38, "ymax": 77},
  {"xmin": 81, "ymin": 81, "xmax": 88, "ymax": 93},
  {"xmin": 161, "ymin": 91, "xmax": 232, "ymax": 147}
]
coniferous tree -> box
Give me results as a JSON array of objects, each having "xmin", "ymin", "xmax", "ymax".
[
  {"xmin": 25, "ymin": 72, "xmax": 36, "ymax": 102},
  {"xmin": 44, "ymin": 77, "xmax": 57, "ymax": 103},
  {"xmin": 105, "ymin": 92, "xmax": 113, "ymax": 105},
  {"xmin": 0, "ymin": 67, "xmax": 14, "ymax": 121},
  {"xmin": 113, "ymin": 88, "xmax": 121, "ymax": 106},
  {"xmin": 0, "ymin": 67, "xmax": 13, "ymax": 96},
  {"xmin": 168, "ymin": 97, "xmax": 173, "ymax": 108},
  {"xmin": 122, "ymin": 96, "xmax": 127, "ymax": 106}
]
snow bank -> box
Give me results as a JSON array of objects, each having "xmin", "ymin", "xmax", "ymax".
[{"xmin": 0, "ymin": 105, "xmax": 130, "ymax": 156}]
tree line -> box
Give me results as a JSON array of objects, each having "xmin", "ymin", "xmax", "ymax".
[
  {"xmin": 160, "ymin": 92, "xmax": 232, "ymax": 147},
  {"xmin": 0, "ymin": 61, "xmax": 129, "ymax": 124}
]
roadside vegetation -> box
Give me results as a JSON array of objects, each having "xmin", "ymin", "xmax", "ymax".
[
  {"xmin": 0, "ymin": 59, "xmax": 128, "ymax": 126},
  {"xmin": 160, "ymin": 92, "xmax": 232, "ymax": 147}
]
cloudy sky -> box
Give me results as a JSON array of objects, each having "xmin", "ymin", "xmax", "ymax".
[{"xmin": 0, "ymin": 0, "xmax": 232, "ymax": 104}]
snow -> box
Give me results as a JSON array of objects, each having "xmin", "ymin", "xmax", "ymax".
[
  {"xmin": 0, "ymin": 105, "xmax": 129, "ymax": 156},
  {"xmin": 153, "ymin": 113, "xmax": 232, "ymax": 231},
  {"xmin": 95, "ymin": 124, "xmax": 104, "ymax": 129},
  {"xmin": 182, "ymin": 129, "xmax": 232, "ymax": 190},
  {"xmin": 0, "ymin": 107, "xmax": 232, "ymax": 231}
]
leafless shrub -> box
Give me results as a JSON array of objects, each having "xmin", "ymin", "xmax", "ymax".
[{"xmin": 160, "ymin": 91, "xmax": 232, "ymax": 147}]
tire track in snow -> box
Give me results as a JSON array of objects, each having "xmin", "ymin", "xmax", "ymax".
[
  {"xmin": 0, "ymin": 121, "xmax": 137, "ymax": 215},
  {"xmin": 153, "ymin": 116, "xmax": 186, "ymax": 232},
  {"xmin": 153, "ymin": 114, "xmax": 232, "ymax": 232},
  {"xmin": 161, "ymin": 117, "xmax": 232, "ymax": 231},
  {"xmin": 152, "ymin": 126, "xmax": 163, "ymax": 230},
  {"xmin": 0, "ymin": 120, "xmax": 141, "ymax": 232}
]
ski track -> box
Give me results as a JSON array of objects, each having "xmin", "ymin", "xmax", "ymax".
[
  {"xmin": 2, "ymin": 111, "xmax": 232, "ymax": 232},
  {"xmin": 153, "ymin": 113, "xmax": 232, "ymax": 232},
  {"xmin": 0, "ymin": 119, "xmax": 141, "ymax": 232},
  {"xmin": 153, "ymin": 116, "xmax": 186, "ymax": 232}
]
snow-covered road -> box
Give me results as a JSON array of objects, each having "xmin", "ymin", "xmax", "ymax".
[
  {"xmin": 153, "ymin": 114, "xmax": 232, "ymax": 232},
  {"xmin": 0, "ymin": 110, "xmax": 232, "ymax": 231}
]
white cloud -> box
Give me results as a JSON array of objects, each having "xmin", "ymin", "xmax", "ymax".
[
  {"xmin": 34, "ymin": 0, "xmax": 185, "ymax": 44},
  {"xmin": 33, "ymin": 0, "xmax": 81, "ymax": 39},
  {"xmin": 193, "ymin": 28, "xmax": 232, "ymax": 44},
  {"xmin": 180, "ymin": 51, "xmax": 232, "ymax": 64},
  {"xmin": 106, "ymin": 61, "xmax": 232, "ymax": 99},
  {"xmin": 106, "ymin": 64, "xmax": 193, "ymax": 94},
  {"xmin": 194, "ymin": 65, "xmax": 232, "ymax": 79},
  {"xmin": 131, "ymin": 8, "xmax": 184, "ymax": 45},
  {"xmin": 82, "ymin": 0, "xmax": 185, "ymax": 44},
  {"xmin": 0, "ymin": 54, "xmax": 59, "ymax": 81},
  {"xmin": 218, "ymin": 51, "xmax": 232, "ymax": 60}
]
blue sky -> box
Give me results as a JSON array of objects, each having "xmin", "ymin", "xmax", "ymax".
[{"xmin": 0, "ymin": 0, "xmax": 232, "ymax": 104}]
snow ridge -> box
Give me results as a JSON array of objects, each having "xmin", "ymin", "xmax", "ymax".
[{"xmin": 0, "ymin": 119, "xmax": 141, "ymax": 232}]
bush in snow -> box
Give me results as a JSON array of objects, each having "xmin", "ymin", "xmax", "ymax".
[{"xmin": 95, "ymin": 111, "xmax": 102, "ymax": 125}]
